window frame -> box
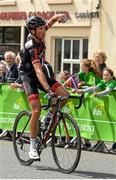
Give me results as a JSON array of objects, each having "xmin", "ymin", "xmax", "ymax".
[
  {"xmin": 0, "ymin": 26, "xmax": 21, "ymax": 55},
  {"xmin": 61, "ymin": 38, "xmax": 85, "ymax": 74}
]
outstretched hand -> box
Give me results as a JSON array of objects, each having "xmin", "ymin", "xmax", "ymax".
[
  {"xmin": 93, "ymin": 93, "xmax": 98, "ymax": 97},
  {"xmin": 57, "ymin": 14, "xmax": 68, "ymax": 23},
  {"xmin": 10, "ymin": 82, "xmax": 22, "ymax": 89},
  {"xmin": 71, "ymin": 89, "xmax": 84, "ymax": 94},
  {"xmin": 76, "ymin": 90, "xmax": 84, "ymax": 94},
  {"xmin": 47, "ymin": 90, "xmax": 57, "ymax": 98}
]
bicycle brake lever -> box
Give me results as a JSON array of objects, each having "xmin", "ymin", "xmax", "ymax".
[{"xmin": 42, "ymin": 96, "xmax": 51, "ymax": 110}]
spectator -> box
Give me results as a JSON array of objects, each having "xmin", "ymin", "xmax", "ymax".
[
  {"xmin": 77, "ymin": 58, "xmax": 101, "ymax": 88},
  {"xmin": 10, "ymin": 51, "xmax": 23, "ymax": 89},
  {"xmin": 0, "ymin": 61, "xmax": 7, "ymax": 134},
  {"xmin": 15, "ymin": 52, "xmax": 21, "ymax": 67},
  {"xmin": 93, "ymin": 50, "xmax": 107, "ymax": 77},
  {"xmin": 76, "ymin": 67, "xmax": 116, "ymax": 96},
  {"xmin": 2, "ymin": 51, "xmax": 19, "ymax": 139},
  {"xmin": 4, "ymin": 51, "xmax": 18, "ymax": 83},
  {"xmin": 0, "ymin": 60, "xmax": 6, "ymax": 83},
  {"xmin": 75, "ymin": 67, "xmax": 116, "ymax": 152},
  {"xmin": 64, "ymin": 74, "xmax": 80, "ymax": 90},
  {"xmin": 60, "ymin": 71, "xmax": 71, "ymax": 84},
  {"xmin": 90, "ymin": 50, "xmax": 108, "ymax": 149},
  {"xmin": 60, "ymin": 71, "xmax": 79, "ymax": 90}
]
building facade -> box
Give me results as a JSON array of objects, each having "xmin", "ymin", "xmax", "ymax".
[{"xmin": 0, "ymin": 0, "xmax": 115, "ymax": 78}]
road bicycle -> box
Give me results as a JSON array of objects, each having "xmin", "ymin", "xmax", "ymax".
[{"xmin": 13, "ymin": 93, "xmax": 84, "ymax": 174}]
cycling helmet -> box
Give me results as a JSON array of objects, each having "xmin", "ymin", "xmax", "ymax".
[{"xmin": 26, "ymin": 15, "xmax": 46, "ymax": 31}]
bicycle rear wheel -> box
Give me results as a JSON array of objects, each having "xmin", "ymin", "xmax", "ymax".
[
  {"xmin": 12, "ymin": 110, "xmax": 33, "ymax": 165},
  {"xmin": 51, "ymin": 113, "xmax": 81, "ymax": 174}
]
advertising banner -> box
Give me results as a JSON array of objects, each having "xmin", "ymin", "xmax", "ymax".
[
  {"xmin": 63, "ymin": 92, "xmax": 116, "ymax": 142},
  {"xmin": 0, "ymin": 84, "xmax": 116, "ymax": 142}
]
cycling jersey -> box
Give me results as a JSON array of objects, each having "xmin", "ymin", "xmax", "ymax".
[
  {"xmin": 19, "ymin": 22, "xmax": 61, "ymax": 98},
  {"xmin": 19, "ymin": 22, "xmax": 51, "ymax": 74},
  {"xmin": 19, "ymin": 37, "xmax": 46, "ymax": 74}
]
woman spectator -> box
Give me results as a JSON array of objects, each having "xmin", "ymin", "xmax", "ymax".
[
  {"xmin": 93, "ymin": 50, "xmax": 107, "ymax": 77},
  {"xmin": 0, "ymin": 61, "xmax": 7, "ymax": 83}
]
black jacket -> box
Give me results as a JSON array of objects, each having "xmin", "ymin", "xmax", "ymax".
[{"xmin": 5, "ymin": 63, "xmax": 18, "ymax": 83}]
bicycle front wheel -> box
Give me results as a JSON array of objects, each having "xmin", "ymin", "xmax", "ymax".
[
  {"xmin": 51, "ymin": 113, "xmax": 81, "ymax": 174},
  {"xmin": 12, "ymin": 110, "xmax": 33, "ymax": 165}
]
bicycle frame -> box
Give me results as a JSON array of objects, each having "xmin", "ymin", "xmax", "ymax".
[
  {"xmin": 13, "ymin": 93, "xmax": 83, "ymax": 172},
  {"xmin": 41, "ymin": 93, "xmax": 84, "ymax": 145},
  {"xmin": 42, "ymin": 98, "xmax": 62, "ymax": 145}
]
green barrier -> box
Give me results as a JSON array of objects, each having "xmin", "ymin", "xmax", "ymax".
[
  {"xmin": 0, "ymin": 84, "xmax": 116, "ymax": 142},
  {"xmin": 63, "ymin": 92, "xmax": 116, "ymax": 142},
  {"xmin": 0, "ymin": 84, "xmax": 30, "ymax": 131}
]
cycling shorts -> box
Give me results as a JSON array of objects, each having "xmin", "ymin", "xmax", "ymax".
[{"xmin": 20, "ymin": 72, "xmax": 61, "ymax": 100}]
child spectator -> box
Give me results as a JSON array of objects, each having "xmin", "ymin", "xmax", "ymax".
[
  {"xmin": 77, "ymin": 58, "xmax": 101, "ymax": 88},
  {"xmin": 75, "ymin": 67, "xmax": 116, "ymax": 151},
  {"xmin": 76, "ymin": 67, "xmax": 116, "ymax": 97},
  {"xmin": 60, "ymin": 71, "xmax": 71, "ymax": 84},
  {"xmin": 60, "ymin": 71, "xmax": 79, "ymax": 89}
]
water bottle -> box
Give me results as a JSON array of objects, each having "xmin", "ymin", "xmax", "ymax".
[{"xmin": 42, "ymin": 112, "xmax": 53, "ymax": 133}]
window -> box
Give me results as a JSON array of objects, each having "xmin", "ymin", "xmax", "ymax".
[
  {"xmin": 4, "ymin": 27, "xmax": 20, "ymax": 43},
  {"xmin": 55, "ymin": 38, "xmax": 88, "ymax": 76},
  {"xmin": 0, "ymin": 27, "xmax": 21, "ymax": 56},
  {"xmin": 83, "ymin": 39, "xmax": 88, "ymax": 58},
  {"xmin": 64, "ymin": 40, "xmax": 71, "ymax": 59},
  {"xmin": 0, "ymin": 28, "xmax": 3, "ymax": 43},
  {"xmin": 54, "ymin": 39, "xmax": 62, "ymax": 74}
]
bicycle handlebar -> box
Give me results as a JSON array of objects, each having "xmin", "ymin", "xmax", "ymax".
[
  {"xmin": 41, "ymin": 93, "xmax": 84, "ymax": 110},
  {"xmin": 69, "ymin": 93, "xmax": 84, "ymax": 109}
]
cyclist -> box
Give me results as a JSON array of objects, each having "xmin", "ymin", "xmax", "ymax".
[{"xmin": 19, "ymin": 14, "xmax": 69, "ymax": 160}]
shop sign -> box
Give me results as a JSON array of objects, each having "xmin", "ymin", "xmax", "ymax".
[
  {"xmin": 0, "ymin": 11, "xmax": 71, "ymax": 20},
  {"xmin": 75, "ymin": 10, "xmax": 100, "ymax": 19}
]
